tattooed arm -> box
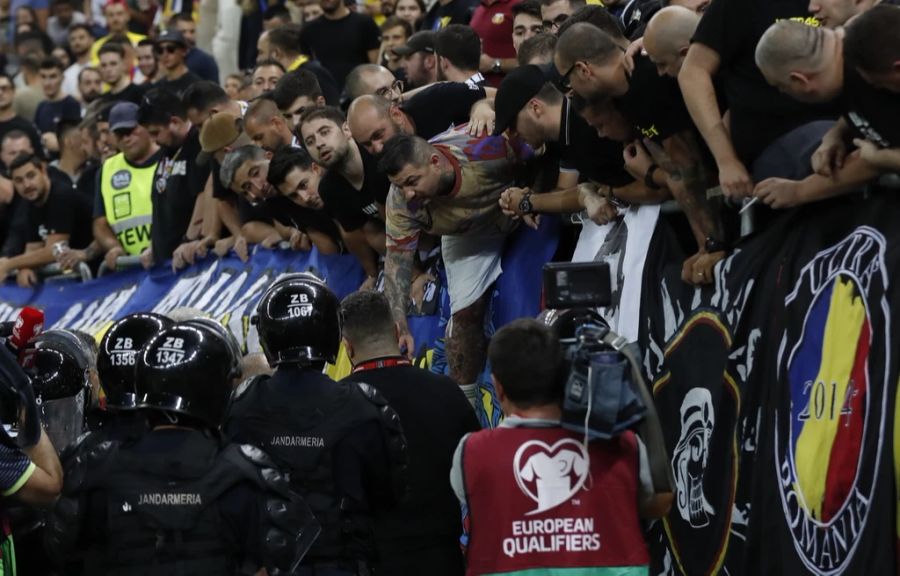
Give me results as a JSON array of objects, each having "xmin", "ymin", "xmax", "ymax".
[
  {"xmin": 384, "ymin": 246, "xmax": 416, "ymax": 357},
  {"xmin": 651, "ymin": 131, "xmax": 724, "ymax": 250}
]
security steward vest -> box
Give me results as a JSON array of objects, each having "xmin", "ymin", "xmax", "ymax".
[
  {"xmin": 225, "ymin": 369, "xmax": 409, "ymax": 568},
  {"xmin": 462, "ymin": 426, "xmax": 649, "ymax": 576},
  {"xmin": 100, "ymin": 152, "xmax": 156, "ymax": 255}
]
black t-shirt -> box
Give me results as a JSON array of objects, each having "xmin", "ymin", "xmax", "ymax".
[
  {"xmin": 401, "ymin": 82, "xmax": 486, "ymax": 140},
  {"xmin": 151, "ymin": 127, "xmax": 209, "ymax": 260},
  {"xmin": 154, "ymin": 70, "xmax": 204, "ymax": 98},
  {"xmin": 101, "ymin": 82, "xmax": 147, "ymax": 106},
  {"xmin": 11, "ymin": 181, "xmax": 93, "ymax": 250},
  {"xmin": 421, "ymin": 0, "xmax": 477, "ymax": 30},
  {"xmin": 237, "ymin": 194, "xmax": 343, "ymax": 246},
  {"xmin": 318, "ymin": 147, "xmax": 389, "ymax": 232},
  {"xmin": 559, "ymin": 97, "xmax": 633, "ymax": 187},
  {"xmin": 0, "ymin": 116, "xmax": 41, "ymax": 166},
  {"xmin": 843, "ymin": 64, "xmax": 900, "ymax": 149},
  {"xmin": 34, "ymin": 96, "xmax": 81, "ymax": 134},
  {"xmin": 1, "ymin": 166, "xmax": 75, "ymax": 256},
  {"xmin": 343, "ymin": 364, "xmax": 479, "ymax": 568},
  {"xmin": 301, "ymin": 60, "xmax": 341, "ymax": 107},
  {"xmin": 614, "ymin": 54, "xmax": 694, "ymax": 143},
  {"xmin": 692, "ymin": 0, "xmax": 837, "ymax": 164},
  {"xmin": 299, "ymin": 12, "xmax": 382, "ymax": 93}
]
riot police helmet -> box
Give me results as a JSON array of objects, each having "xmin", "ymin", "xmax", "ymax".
[
  {"xmin": 98, "ymin": 313, "xmax": 173, "ymax": 409},
  {"xmin": 28, "ymin": 330, "xmax": 96, "ymax": 452},
  {"xmin": 136, "ymin": 322, "xmax": 242, "ymax": 428},
  {"xmin": 29, "ymin": 329, "xmax": 93, "ymax": 402},
  {"xmin": 181, "ymin": 317, "xmax": 242, "ymax": 375},
  {"xmin": 253, "ymin": 272, "xmax": 341, "ymax": 366}
]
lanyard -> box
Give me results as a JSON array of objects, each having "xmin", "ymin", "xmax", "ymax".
[{"xmin": 352, "ymin": 356, "xmax": 411, "ymax": 373}]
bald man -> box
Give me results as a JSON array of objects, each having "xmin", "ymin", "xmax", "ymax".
[
  {"xmin": 344, "ymin": 64, "xmax": 402, "ymax": 104},
  {"xmin": 347, "ymin": 95, "xmax": 415, "ymax": 155},
  {"xmin": 746, "ymin": 16, "xmax": 890, "ymax": 210},
  {"xmin": 644, "ymin": 6, "xmax": 700, "ymax": 78},
  {"xmin": 243, "ymin": 97, "xmax": 300, "ymax": 152},
  {"xmin": 755, "ymin": 21, "xmax": 844, "ymax": 104}
]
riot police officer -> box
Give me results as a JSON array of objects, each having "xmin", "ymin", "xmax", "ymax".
[
  {"xmin": 224, "ymin": 273, "xmax": 409, "ymax": 576},
  {"xmin": 47, "ymin": 321, "xmax": 320, "ymax": 575},
  {"xmin": 28, "ymin": 329, "xmax": 97, "ymax": 455}
]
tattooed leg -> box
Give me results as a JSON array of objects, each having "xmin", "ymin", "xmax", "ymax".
[{"xmin": 446, "ymin": 291, "xmax": 491, "ymax": 385}]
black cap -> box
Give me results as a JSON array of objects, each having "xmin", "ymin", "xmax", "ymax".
[
  {"xmin": 392, "ymin": 31, "xmax": 436, "ymax": 57},
  {"xmin": 493, "ymin": 64, "xmax": 550, "ymax": 136},
  {"xmin": 155, "ymin": 28, "xmax": 187, "ymax": 48},
  {"xmin": 138, "ymin": 89, "xmax": 182, "ymax": 125}
]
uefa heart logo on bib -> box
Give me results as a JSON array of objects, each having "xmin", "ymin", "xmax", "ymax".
[{"xmin": 513, "ymin": 438, "xmax": 590, "ymax": 515}]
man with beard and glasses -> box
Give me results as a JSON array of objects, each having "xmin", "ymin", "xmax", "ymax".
[{"xmin": 300, "ymin": 106, "xmax": 389, "ymax": 289}]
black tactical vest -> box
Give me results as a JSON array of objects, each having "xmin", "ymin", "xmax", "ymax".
[
  {"xmin": 225, "ymin": 370, "xmax": 400, "ymax": 567},
  {"xmin": 88, "ymin": 437, "xmax": 260, "ymax": 575}
]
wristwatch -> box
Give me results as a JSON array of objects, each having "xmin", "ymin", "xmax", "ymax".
[
  {"xmin": 518, "ymin": 192, "xmax": 534, "ymax": 215},
  {"xmin": 704, "ymin": 236, "xmax": 727, "ymax": 253},
  {"xmin": 644, "ymin": 164, "xmax": 661, "ymax": 190},
  {"xmin": 491, "ymin": 59, "xmax": 502, "ymax": 74}
]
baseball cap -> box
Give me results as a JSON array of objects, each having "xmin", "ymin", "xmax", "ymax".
[
  {"xmin": 492, "ymin": 65, "xmax": 549, "ymax": 136},
  {"xmin": 392, "ymin": 31, "xmax": 436, "ymax": 57},
  {"xmin": 198, "ymin": 112, "xmax": 242, "ymax": 165},
  {"xmin": 138, "ymin": 89, "xmax": 181, "ymax": 125},
  {"xmin": 109, "ymin": 101, "xmax": 140, "ymax": 132},
  {"xmin": 155, "ymin": 29, "xmax": 187, "ymax": 48}
]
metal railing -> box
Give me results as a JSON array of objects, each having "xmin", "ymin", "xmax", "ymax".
[{"xmin": 97, "ymin": 255, "xmax": 143, "ymax": 278}]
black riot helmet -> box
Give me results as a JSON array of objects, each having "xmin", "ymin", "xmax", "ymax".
[
  {"xmin": 29, "ymin": 330, "xmax": 93, "ymax": 402},
  {"xmin": 28, "ymin": 330, "xmax": 96, "ymax": 453},
  {"xmin": 253, "ymin": 273, "xmax": 341, "ymax": 366},
  {"xmin": 98, "ymin": 313, "xmax": 174, "ymax": 410},
  {"xmin": 136, "ymin": 322, "xmax": 242, "ymax": 428},
  {"xmin": 181, "ymin": 317, "xmax": 243, "ymax": 373}
]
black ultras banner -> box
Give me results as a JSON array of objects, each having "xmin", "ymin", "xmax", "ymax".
[{"xmin": 639, "ymin": 192, "xmax": 899, "ymax": 576}]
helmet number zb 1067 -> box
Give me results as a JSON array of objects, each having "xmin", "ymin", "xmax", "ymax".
[{"xmin": 287, "ymin": 293, "xmax": 314, "ymax": 318}]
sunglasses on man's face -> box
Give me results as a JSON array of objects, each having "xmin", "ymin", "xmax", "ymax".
[
  {"xmin": 542, "ymin": 13, "xmax": 569, "ymax": 31},
  {"xmin": 113, "ymin": 127, "xmax": 136, "ymax": 137},
  {"xmin": 156, "ymin": 44, "xmax": 181, "ymax": 55}
]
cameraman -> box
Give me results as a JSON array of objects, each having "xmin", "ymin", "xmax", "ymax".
[{"xmin": 450, "ymin": 319, "xmax": 671, "ymax": 574}]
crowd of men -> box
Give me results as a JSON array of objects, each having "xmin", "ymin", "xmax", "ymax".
[{"xmin": 0, "ymin": 0, "xmax": 896, "ymax": 571}]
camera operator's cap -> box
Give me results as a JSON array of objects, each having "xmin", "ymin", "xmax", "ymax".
[
  {"xmin": 155, "ymin": 28, "xmax": 188, "ymax": 48},
  {"xmin": 109, "ymin": 101, "xmax": 140, "ymax": 132},
  {"xmin": 198, "ymin": 112, "xmax": 242, "ymax": 165},
  {"xmin": 392, "ymin": 31, "xmax": 436, "ymax": 57},
  {"xmin": 493, "ymin": 64, "xmax": 549, "ymax": 136}
]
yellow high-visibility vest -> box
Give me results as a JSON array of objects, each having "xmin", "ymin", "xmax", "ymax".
[{"xmin": 100, "ymin": 152, "xmax": 156, "ymax": 255}]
